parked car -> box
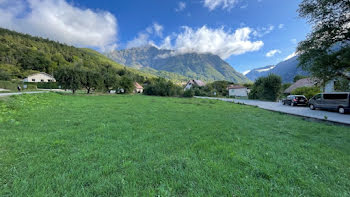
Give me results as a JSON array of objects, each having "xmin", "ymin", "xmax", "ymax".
[
  {"xmin": 282, "ymin": 95, "xmax": 308, "ymax": 106},
  {"xmin": 309, "ymin": 92, "xmax": 350, "ymax": 114}
]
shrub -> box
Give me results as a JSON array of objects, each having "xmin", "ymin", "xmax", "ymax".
[
  {"xmin": 249, "ymin": 74, "xmax": 282, "ymax": 101},
  {"xmin": 291, "ymin": 86, "xmax": 321, "ymax": 99},
  {"xmin": 183, "ymin": 89, "xmax": 194, "ymax": 97},
  {"xmin": 143, "ymin": 78, "xmax": 182, "ymax": 97}
]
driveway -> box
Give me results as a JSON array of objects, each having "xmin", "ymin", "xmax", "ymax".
[
  {"xmin": 195, "ymin": 96, "xmax": 350, "ymax": 125},
  {"xmin": 0, "ymin": 91, "xmax": 49, "ymax": 97}
]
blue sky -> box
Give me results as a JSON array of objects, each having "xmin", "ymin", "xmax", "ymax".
[{"xmin": 0, "ymin": 0, "xmax": 311, "ymax": 73}]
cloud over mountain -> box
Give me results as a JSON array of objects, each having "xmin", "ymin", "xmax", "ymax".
[
  {"xmin": 165, "ymin": 26, "xmax": 264, "ymax": 59},
  {"xmin": 0, "ymin": 0, "xmax": 117, "ymax": 51},
  {"xmin": 266, "ymin": 49, "xmax": 281, "ymax": 57}
]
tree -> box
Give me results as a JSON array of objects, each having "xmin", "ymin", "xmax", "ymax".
[
  {"xmin": 102, "ymin": 66, "xmax": 120, "ymax": 93},
  {"xmin": 81, "ymin": 69, "xmax": 103, "ymax": 94},
  {"xmin": 143, "ymin": 78, "xmax": 182, "ymax": 97},
  {"xmin": 297, "ymin": 0, "xmax": 350, "ymax": 82},
  {"xmin": 55, "ymin": 66, "xmax": 83, "ymax": 94},
  {"xmin": 249, "ymin": 74, "xmax": 282, "ymax": 101},
  {"xmin": 206, "ymin": 81, "xmax": 231, "ymax": 96},
  {"xmin": 119, "ymin": 76, "xmax": 134, "ymax": 93},
  {"xmin": 291, "ymin": 86, "xmax": 320, "ymax": 99}
]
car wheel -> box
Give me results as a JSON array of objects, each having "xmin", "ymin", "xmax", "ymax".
[
  {"xmin": 338, "ymin": 107, "xmax": 345, "ymax": 114},
  {"xmin": 282, "ymin": 101, "xmax": 285, "ymax": 105},
  {"xmin": 309, "ymin": 104, "xmax": 315, "ymax": 110},
  {"xmin": 291, "ymin": 102, "xmax": 295, "ymax": 106}
]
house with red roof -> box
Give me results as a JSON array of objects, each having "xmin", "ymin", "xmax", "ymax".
[{"xmin": 134, "ymin": 82, "xmax": 144, "ymax": 93}]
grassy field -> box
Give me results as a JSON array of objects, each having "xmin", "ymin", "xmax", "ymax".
[{"xmin": 0, "ymin": 93, "xmax": 349, "ymax": 196}]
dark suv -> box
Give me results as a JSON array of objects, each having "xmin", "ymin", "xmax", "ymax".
[
  {"xmin": 282, "ymin": 95, "xmax": 308, "ymax": 106},
  {"xmin": 309, "ymin": 92, "xmax": 350, "ymax": 114}
]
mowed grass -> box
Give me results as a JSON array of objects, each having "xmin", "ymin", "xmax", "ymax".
[{"xmin": 0, "ymin": 93, "xmax": 349, "ymax": 196}]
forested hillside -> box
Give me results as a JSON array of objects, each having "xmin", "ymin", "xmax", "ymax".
[{"xmin": 0, "ymin": 28, "xmax": 154, "ymax": 81}]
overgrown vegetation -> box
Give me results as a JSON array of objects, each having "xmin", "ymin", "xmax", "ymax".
[
  {"xmin": 0, "ymin": 93, "xmax": 349, "ymax": 196},
  {"xmin": 249, "ymin": 74, "xmax": 282, "ymax": 101},
  {"xmin": 291, "ymin": 86, "xmax": 321, "ymax": 99},
  {"xmin": 143, "ymin": 78, "xmax": 182, "ymax": 97}
]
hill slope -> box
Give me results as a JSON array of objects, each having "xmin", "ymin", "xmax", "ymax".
[
  {"xmin": 105, "ymin": 46, "xmax": 250, "ymax": 83},
  {"xmin": 0, "ymin": 28, "xmax": 155, "ymax": 80},
  {"xmin": 245, "ymin": 56, "xmax": 309, "ymax": 83}
]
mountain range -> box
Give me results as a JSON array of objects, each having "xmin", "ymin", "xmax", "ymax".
[
  {"xmin": 105, "ymin": 46, "xmax": 250, "ymax": 83},
  {"xmin": 244, "ymin": 56, "xmax": 309, "ymax": 83}
]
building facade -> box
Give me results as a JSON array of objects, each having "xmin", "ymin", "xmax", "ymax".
[{"xmin": 23, "ymin": 72, "xmax": 56, "ymax": 83}]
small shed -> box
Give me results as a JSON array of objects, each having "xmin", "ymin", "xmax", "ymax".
[
  {"xmin": 184, "ymin": 80, "xmax": 206, "ymax": 90},
  {"xmin": 228, "ymin": 85, "xmax": 248, "ymax": 97},
  {"xmin": 23, "ymin": 72, "xmax": 56, "ymax": 83},
  {"xmin": 284, "ymin": 78, "xmax": 318, "ymax": 94},
  {"xmin": 134, "ymin": 82, "xmax": 143, "ymax": 93}
]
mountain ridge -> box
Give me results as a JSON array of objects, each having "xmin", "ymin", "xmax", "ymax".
[
  {"xmin": 245, "ymin": 56, "xmax": 309, "ymax": 83},
  {"xmin": 105, "ymin": 46, "xmax": 251, "ymax": 83}
]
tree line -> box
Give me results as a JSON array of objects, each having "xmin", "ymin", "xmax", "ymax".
[{"xmin": 55, "ymin": 65, "xmax": 144, "ymax": 94}]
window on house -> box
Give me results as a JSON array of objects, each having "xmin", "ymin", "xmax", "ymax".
[
  {"xmin": 32, "ymin": 79, "xmax": 35, "ymax": 82},
  {"xmin": 48, "ymin": 80, "xmax": 51, "ymax": 82},
  {"xmin": 41, "ymin": 79, "xmax": 44, "ymax": 82}
]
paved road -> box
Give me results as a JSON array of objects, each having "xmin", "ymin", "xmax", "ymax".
[
  {"xmin": 195, "ymin": 96, "xmax": 350, "ymax": 125},
  {"xmin": 0, "ymin": 91, "xmax": 49, "ymax": 97}
]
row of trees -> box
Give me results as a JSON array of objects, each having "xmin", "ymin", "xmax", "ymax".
[{"xmin": 55, "ymin": 65, "xmax": 136, "ymax": 94}]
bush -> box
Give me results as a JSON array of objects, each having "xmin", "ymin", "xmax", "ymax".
[
  {"xmin": 249, "ymin": 74, "xmax": 282, "ymax": 101},
  {"xmin": 291, "ymin": 86, "xmax": 321, "ymax": 99},
  {"xmin": 0, "ymin": 80, "xmax": 17, "ymax": 90},
  {"xmin": 24, "ymin": 82, "xmax": 59, "ymax": 89},
  {"xmin": 183, "ymin": 89, "xmax": 194, "ymax": 97},
  {"xmin": 143, "ymin": 78, "xmax": 182, "ymax": 97}
]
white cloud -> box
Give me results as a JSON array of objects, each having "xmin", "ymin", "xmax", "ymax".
[
  {"xmin": 284, "ymin": 52, "xmax": 297, "ymax": 61},
  {"xmin": 127, "ymin": 22, "xmax": 164, "ymax": 48},
  {"xmin": 266, "ymin": 49, "xmax": 281, "ymax": 57},
  {"xmin": 203, "ymin": 0, "xmax": 238, "ymax": 11},
  {"xmin": 0, "ymin": 0, "xmax": 117, "ymax": 51},
  {"xmin": 252, "ymin": 25, "xmax": 274, "ymax": 37},
  {"xmin": 240, "ymin": 4, "xmax": 248, "ymax": 9},
  {"xmin": 291, "ymin": 38, "xmax": 297, "ymax": 44},
  {"xmin": 163, "ymin": 26, "xmax": 264, "ymax": 59},
  {"xmin": 278, "ymin": 24, "xmax": 284, "ymax": 29},
  {"xmin": 153, "ymin": 23, "xmax": 164, "ymax": 37},
  {"xmin": 160, "ymin": 36, "xmax": 173, "ymax": 49},
  {"xmin": 175, "ymin": 1, "xmax": 186, "ymax": 12},
  {"xmin": 126, "ymin": 33, "xmax": 155, "ymax": 49}
]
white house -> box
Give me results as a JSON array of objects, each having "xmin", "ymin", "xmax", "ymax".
[
  {"xmin": 228, "ymin": 85, "xmax": 248, "ymax": 97},
  {"xmin": 184, "ymin": 80, "xmax": 206, "ymax": 90},
  {"xmin": 23, "ymin": 72, "xmax": 56, "ymax": 83},
  {"xmin": 134, "ymin": 82, "xmax": 144, "ymax": 93}
]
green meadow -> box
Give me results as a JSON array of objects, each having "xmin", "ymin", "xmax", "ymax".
[{"xmin": 0, "ymin": 93, "xmax": 349, "ymax": 196}]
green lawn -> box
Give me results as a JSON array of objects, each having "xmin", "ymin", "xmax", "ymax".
[{"xmin": 0, "ymin": 93, "xmax": 349, "ymax": 196}]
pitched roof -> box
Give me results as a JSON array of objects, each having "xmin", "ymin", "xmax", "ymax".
[
  {"xmin": 187, "ymin": 80, "xmax": 206, "ymax": 87},
  {"xmin": 284, "ymin": 78, "xmax": 318, "ymax": 93},
  {"xmin": 227, "ymin": 85, "xmax": 246, "ymax": 89},
  {"xmin": 25, "ymin": 72, "xmax": 55, "ymax": 78},
  {"xmin": 134, "ymin": 82, "xmax": 143, "ymax": 89}
]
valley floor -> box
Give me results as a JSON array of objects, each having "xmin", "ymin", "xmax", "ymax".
[{"xmin": 0, "ymin": 93, "xmax": 349, "ymax": 196}]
